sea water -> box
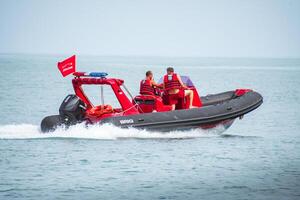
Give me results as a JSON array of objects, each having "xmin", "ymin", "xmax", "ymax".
[{"xmin": 0, "ymin": 54, "xmax": 299, "ymax": 200}]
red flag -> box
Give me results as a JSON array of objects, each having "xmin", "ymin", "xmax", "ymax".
[{"xmin": 57, "ymin": 55, "xmax": 76, "ymax": 77}]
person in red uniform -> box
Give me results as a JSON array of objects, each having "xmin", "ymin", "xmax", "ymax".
[
  {"xmin": 140, "ymin": 71, "xmax": 162, "ymax": 95},
  {"xmin": 163, "ymin": 67, "xmax": 194, "ymax": 110}
]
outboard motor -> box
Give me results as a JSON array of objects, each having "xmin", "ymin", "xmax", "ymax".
[
  {"xmin": 40, "ymin": 94, "xmax": 86, "ymax": 132},
  {"xmin": 59, "ymin": 94, "xmax": 86, "ymax": 125}
]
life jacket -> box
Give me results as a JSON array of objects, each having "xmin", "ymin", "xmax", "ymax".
[
  {"xmin": 87, "ymin": 105, "xmax": 113, "ymax": 117},
  {"xmin": 163, "ymin": 73, "xmax": 181, "ymax": 91},
  {"xmin": 140, "ymin": 79, "xmax": 155, "ymax": 95}
]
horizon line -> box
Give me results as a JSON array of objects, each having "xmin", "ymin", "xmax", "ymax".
[{"xmin": 0, "ymin": 52, "xmax": 300, "ymax": 60}]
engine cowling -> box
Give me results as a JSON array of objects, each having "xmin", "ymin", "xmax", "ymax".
[{"xmin": 59, "ymin": 94, "xmax": 86, "ymax": 125}]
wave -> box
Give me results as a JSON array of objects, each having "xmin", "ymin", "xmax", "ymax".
[{"xmin": 0, "ymin": 123, "xmax": 226, "ymax": 140}]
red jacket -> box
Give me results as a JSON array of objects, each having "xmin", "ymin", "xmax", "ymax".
[
  {"xmin": 140, "ymin": 79, "xmax": 155, "ymax": 95},
  {"xmin": 163, "ymin": 73, "xmax": 181, "ymax": 91}
]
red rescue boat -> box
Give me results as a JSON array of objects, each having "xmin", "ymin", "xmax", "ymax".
[{"xmin": 40, "ymin": 56, "xmax": 263, "ymax": 133}]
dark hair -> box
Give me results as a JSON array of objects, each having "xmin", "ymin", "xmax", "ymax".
[
  {"xmin": 167, "ymin": 67, "xmax": 174, "ymax": 72},
  {"xmin": 146, "ymin": 71, "xmax": 152, "ymax": 77}
]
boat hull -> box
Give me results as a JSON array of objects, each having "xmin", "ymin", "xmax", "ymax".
[
  {"xmin": 41, "ymin": 90, "xmax": 263, "ymax": 133},
  {"xmin": 98, "ymin": 91, "xmax": 262, "ymax": 131}
]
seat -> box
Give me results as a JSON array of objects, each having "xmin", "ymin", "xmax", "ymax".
[{"xmin": 134, "ymin": 95, "xmax": 173, "ymax": 113}]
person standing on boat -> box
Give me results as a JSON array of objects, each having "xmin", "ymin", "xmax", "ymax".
[
  {"xmin": 140, "ymin": 71, "xmax": 162, "ymax": 95},
  {"xmin": 163, "ymin": 67, "xmax": 194, "ymax": 110}
]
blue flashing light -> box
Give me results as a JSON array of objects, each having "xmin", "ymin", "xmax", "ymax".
[{"xmin": 89, "ymin": 72, "xmax": 108, "ymax": 78}]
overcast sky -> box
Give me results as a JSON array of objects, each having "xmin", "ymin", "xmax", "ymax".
[{"xmin": 0, "ymin": 0, "xmax": 299, "ymax": 57}]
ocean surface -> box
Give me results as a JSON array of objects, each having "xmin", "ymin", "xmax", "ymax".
[{"xmin": 0, "ymin": 54, "xmax": 299, "ymax": 200}]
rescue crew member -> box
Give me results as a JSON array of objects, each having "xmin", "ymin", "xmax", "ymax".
[
  {"xmin": 163, "ymin": 67, "xmax": 194, "ymax": 110},
  {"xmin": 140, "ymin": 71, "xmax": 162, "ymax": 95}
]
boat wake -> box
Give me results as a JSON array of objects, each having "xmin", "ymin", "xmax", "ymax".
[{"xmin": 0, "ymin": 123, "xmax": 226, "ymax": 140}]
